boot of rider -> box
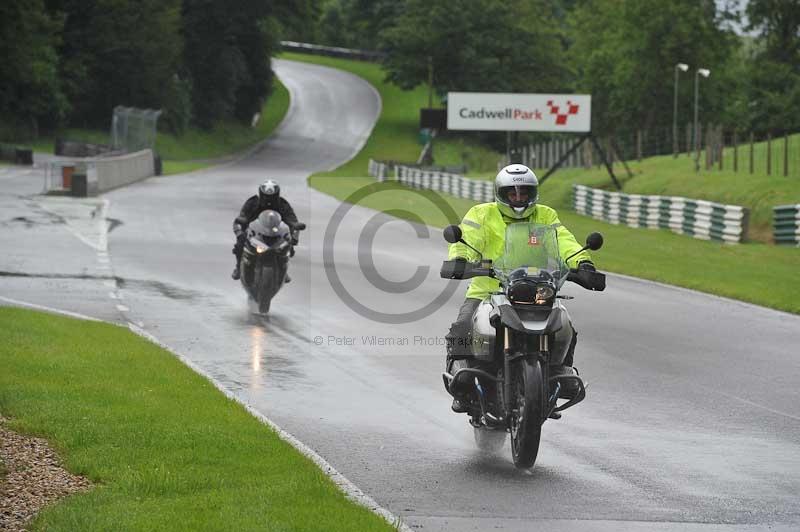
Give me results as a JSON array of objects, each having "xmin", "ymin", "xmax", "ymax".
[
  {"xmin": 446, "ymin": 356, "xmax": 471, "ymax": 413},
  {"xmin": 231, "ymin": 257, "xmax": 241, "ymax": 280},
  {"xmin": 231, "ymin": 238, "xmax": 243, "ymax": 280},
  {"xmin": 552, "ymin": 331, "xmax": 579, "ymax": 398}
]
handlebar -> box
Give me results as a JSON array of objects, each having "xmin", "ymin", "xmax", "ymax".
[
  {"xmin": 440, "ymin": 260, "xmax": 606, "ymax": 291},
  {"xmin": 440, "ymin": 260, "xmax": 494, "ymax": 280},
  {"xmin": 567, "ymin": 268, "xmax": 606, "ymax": 291}
]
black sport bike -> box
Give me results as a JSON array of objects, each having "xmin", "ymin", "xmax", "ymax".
[
  {"xmin": 239, "ymin": 210, "xmax": 305, "ymax": 314},
  {"xmin": 440, "ymin": 222, "xmax": 605, "ymax": 468}
]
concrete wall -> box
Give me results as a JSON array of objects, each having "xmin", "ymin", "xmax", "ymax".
[{"xmin": 83, "ymin": 149, "xmax": 155, "ymax": 194}]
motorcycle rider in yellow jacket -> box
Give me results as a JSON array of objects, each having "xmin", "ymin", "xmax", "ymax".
[{"xmin": 446, "ymin": 164, "xmax": 595, "ymax": 412}]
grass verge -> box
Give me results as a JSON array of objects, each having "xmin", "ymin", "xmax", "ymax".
[
  {"xmin": 28, "ymin": 78, "xmax": 291, "ymax": 176},
  {"xmin": 0, "ymin": 307, "xmax": 393, "ymax": 531},
  {"xmin": 290, "ymin": 52, "xmax": 800, "ymax": 314}
]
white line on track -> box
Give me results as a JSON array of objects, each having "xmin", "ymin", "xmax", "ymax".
[{"xmin": 0, "ymin": 296, "xmax": 102, "ymax": 322}]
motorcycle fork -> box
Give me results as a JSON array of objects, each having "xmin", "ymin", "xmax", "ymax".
[{"xmin": 503, "ymin": 331, "xmax": 551, "ymax": 424}]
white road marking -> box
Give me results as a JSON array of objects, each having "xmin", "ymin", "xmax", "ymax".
[{"xmin": 0, "ymin": 296, "xmax": 102, "ymax": 322}]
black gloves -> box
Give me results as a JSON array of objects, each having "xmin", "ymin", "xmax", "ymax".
[{"xmin": 578, "ymin": 260, "xmax": 596, "ymax": 272}]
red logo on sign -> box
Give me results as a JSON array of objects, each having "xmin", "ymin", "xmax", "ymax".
[
  {"xmin": 528, "ymin": 235, "xmax": 539, "ymax": 246},
  {"xmin": 546, "ymin": 100, "xmax": 580, "ymax": 126}
]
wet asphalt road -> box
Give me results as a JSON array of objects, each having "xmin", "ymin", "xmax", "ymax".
[{"xmin": 2, "ymin": 59, "xmax": 799, "ymax": 531}]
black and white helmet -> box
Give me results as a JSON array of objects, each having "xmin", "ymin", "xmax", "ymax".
[
  {"xmin": 495, "ymin": 164, "xmax": 539, "ymax": 219},
  {"xmin": 258, "ymin": 180, "xmax": 280, "ymax": 205}
]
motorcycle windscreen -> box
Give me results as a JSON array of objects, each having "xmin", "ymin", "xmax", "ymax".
[{"xmin": 493, "ymin": 223, "xmax": 569, "ymax": 288}]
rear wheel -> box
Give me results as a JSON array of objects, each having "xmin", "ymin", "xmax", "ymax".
[{"xmin": 509, "ymin": 358, "xmax": 543, "ymax": 469}]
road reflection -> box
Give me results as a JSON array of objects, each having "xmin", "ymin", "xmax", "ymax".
[{"xmin": 250, "ymin": 326, "xmax": 264, "ymax": 378}]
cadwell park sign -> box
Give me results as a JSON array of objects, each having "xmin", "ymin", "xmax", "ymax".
[{"xmin": 447, "ymin": 92, "xmax": 592, "ymax": 133}]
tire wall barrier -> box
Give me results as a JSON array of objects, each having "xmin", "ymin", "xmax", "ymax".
[
  {"xmin": 89, "ymin": 149, "xmax": 155, "ymax": 194},
  {"xmin": 368, "ymin": 159, "xmax": 495, "ymax": 203},
  {"xmin": 573, "ymin": 184, "xmax": 748, "ymax": 244},
  {"xmin": 774, "ymin": 204, "xmax": 800, "ymax": 245}
]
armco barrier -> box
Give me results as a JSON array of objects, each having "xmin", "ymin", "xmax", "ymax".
[
  {"xmin": 573, "ymin": 184, "xmax": 748, "ymax": 243},
  {"xmin": 774, "ymin": 204, "xmax": 800, "ymax": 245},
  {"xmin": 280, "ymin": 41, "xmax": 385, "ymax": 62}
]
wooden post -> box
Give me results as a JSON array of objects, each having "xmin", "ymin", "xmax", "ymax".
[
  {"xmin": 784, "ymin": 133, "xmax": 789, "ymax": 177},
  {"xmin": 705, "ymin": 124, "xmax": 711, "ymax": 170},
  {"xmin": 719, "ymin": 126, "xmax": 724, "ymax": 170},
  {"xmin": 733, "ymin": 131, "xmax": 738, "ymax": 172},
  {"xmin": 767, "ymin": 132, "xmax": 772, "ymax": 176},
  {"xmin": 637, "ymin": 130, "xmax": 642, "ymax": 162},
  {"xmin": 749, "ymin": 132, "xmax": 754, "ymax": 174},
  {"xmin": 686, "ymin": 123, "xmax": 692, "ymax": 158}
]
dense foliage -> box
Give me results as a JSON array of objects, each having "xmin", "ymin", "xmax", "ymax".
[
  {"xmin": 2, "ymin": 0, "xmax": 798, "ymax": 139},
  {"xmin": 0, "ymin": 0, "xmax": 306, "ymax": 138}
]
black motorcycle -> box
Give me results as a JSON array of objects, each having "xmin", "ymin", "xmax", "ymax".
[
  {"xmin": 440, "ymin": 222, "xmax": 605, "ymax": 468},
  {"xmin": 240, "ymin": 210, "xmax": 305, "ymax": 314}
]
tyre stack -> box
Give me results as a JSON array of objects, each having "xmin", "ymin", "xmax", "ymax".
[{"xmin": 774, "ymin": 204, "xmax": 800, "ymax": 245}]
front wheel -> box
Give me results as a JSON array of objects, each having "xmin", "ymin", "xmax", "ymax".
[
  {"xmin": 257, "ymin": 265, "xmax": 278, "ymax": 314},
  {"xmin": 509, "ymin": 358, "xmax": 543, "ymax": 469}
]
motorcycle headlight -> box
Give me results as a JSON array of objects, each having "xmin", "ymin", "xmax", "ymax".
[
  {"xmin": 534, "ymin": 285, "xmax": 555, "ymax": 304},
  {"xmin": 255, "ymin": 244, "xmax": 267, "ymax": 254},
  {"xmin": 508, "ymin": 281, "xmax": 555, "ymax": 305}
]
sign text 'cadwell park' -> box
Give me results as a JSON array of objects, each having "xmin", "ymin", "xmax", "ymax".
[{"xmin": 447, "ymin": 92, "xmax": 592, "ymax": 133}]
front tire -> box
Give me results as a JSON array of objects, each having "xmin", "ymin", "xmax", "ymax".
[
  {"xmin": 509, "ymin": 358, "xmax": 543, "ymax": 469},
  {"xmin": 257, "ymin": 265, "xmax": 276, "ymax": 314}
]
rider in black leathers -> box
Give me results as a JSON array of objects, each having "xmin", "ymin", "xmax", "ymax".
[{"xmin": 231, "ymin": 180, "xmax": 299, "ymax": 281}]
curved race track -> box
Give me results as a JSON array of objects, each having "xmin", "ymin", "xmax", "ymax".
[{"xmin": 1, "ymin": 59, "xmax": 799, "ymax": 531}]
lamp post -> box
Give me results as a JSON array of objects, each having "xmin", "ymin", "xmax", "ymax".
[
  {"xmin": 694, "ymin": 68, "xmax": 711, "ymax": 172},
  {"xmin": 673, "ymin": 63, "xmax": 688, "ymax": 157}
]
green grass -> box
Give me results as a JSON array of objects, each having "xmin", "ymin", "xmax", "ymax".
[
  {"xmin": 289, "ymin": 51, "xmax": 800, "ymax": 314},
  {"xmin": 28, "ymin": 78, "xmax": 290, "ymax": 170},
  {"xmin": 0, "ymin": 307, "xmax": 393, "ymax": 531}
]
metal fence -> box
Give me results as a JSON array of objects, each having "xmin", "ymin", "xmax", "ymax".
[{"xmin": 111, "ymin": 106, "xmax": 162, "ymax": 153}]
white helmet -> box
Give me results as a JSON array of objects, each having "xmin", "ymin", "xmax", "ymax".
[{"xmin": 495, "ymin": 164, "xmax": 539, "ymax": 219}]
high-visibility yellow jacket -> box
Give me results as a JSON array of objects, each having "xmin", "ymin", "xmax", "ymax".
[{"xmin": 448, "ymin": 202, "xmax": 592, "ymax": 300}]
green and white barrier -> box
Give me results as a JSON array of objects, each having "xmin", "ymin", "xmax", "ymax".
[
  {"xmin": 395, "ymin": 165, "xmax": 494, "ymax": 202},
  {"xmin": 573, "ymin": 184, "xmax": 748, "ymax": 243},
  {"xmin": 774, "ymin": 204, "xmax": 800, "ymax": 245},
  {"xmin": 368, "ymin": 159, "xmax": 390, "ymax": 181}
]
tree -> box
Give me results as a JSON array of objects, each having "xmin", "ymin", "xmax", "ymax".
[
  {"xmin": 45, "ymin": 0, "xmax": 183, "ymax": 128},
  {"xmin": 568, "ymin": 0, "xmax": 739, "ymax": 134},
  {"xmin": 0, "ymin": 0, "xmax": 65, "ymax": 138},
  {"xmin": 381, "ymin": 0, "xmax": 569, "ymax": 97},
  {"xmin": 744, "ymin": 0, "xmax": 800, "ymax": 132}
]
